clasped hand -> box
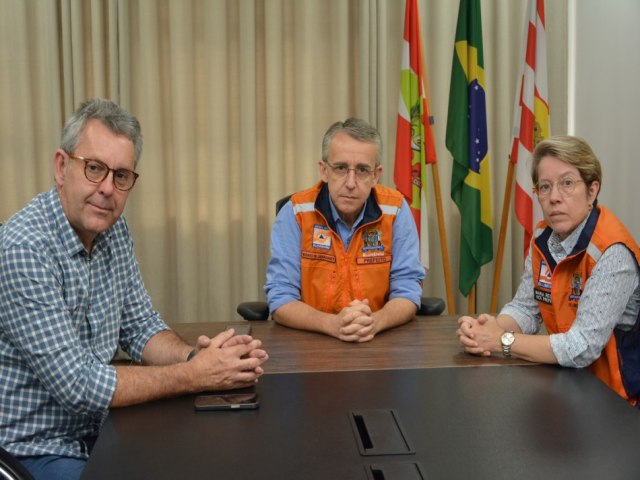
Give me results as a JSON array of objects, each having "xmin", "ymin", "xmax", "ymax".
[
  {"xmin": 189, "ymin": 329, "xmax": 269, "ymax": 390},
  {"xmin": 335, "ymin": 299, "xmax": 376, "ymax": 343},
  {"xmin": 456, "ymin": 313, "xmax": 502, "ymax": 357}
]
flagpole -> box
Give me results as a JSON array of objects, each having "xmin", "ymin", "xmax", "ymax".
[
  {"xmin": 490, "ymin": 160, "xmax": 515, "ymax": 313},
  {"xmin": 430, "ymin": 162, "xmax": 455, "ymax": 315},
  {"xmin": 468, "ymin": 284, "xmax": 475, "ymax": 315}
]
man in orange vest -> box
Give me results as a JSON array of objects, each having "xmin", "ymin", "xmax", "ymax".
[{"xmin": 265, "ymin": 118, "xmax": 425, "ymax": 342}]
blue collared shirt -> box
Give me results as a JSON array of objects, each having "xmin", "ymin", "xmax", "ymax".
[
  {"xmin": 265, "ymin": 192, "xmax": 425, "ymax": 313},
  {"xmin": 0, "ymin": 187, "xmax": 168, "ymax": 458}
]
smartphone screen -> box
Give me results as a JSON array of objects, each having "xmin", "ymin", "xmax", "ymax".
[{"xmin": 194, "ymin": 393, "xmax": 259, "ymax": 411}]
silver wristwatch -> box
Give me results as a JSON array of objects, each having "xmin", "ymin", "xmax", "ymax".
[{"xmin": 500, "ymin": 331, "xmax": 516, "ymax": 357}]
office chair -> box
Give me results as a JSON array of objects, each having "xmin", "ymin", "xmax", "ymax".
[
  {"xmin": 236, "ymin": 195, "xmax": 446, "ymax": 320},
  {"xmin": 0, "ymin": 447, "xmax": 35, "ymax": 480}
]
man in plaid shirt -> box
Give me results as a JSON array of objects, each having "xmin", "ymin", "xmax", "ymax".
[{"xmin": 0, "ymin": 99, "xmax": 268, "ymax": 480}]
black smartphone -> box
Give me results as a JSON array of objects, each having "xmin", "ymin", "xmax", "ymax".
[{"xmin": 194, "ymin": 393, "xmax": 259, "ymax": 411}]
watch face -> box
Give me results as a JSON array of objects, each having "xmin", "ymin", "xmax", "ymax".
[{"xmin": 501, "ymin": 331, "xmax": 515, "ymax": 346}]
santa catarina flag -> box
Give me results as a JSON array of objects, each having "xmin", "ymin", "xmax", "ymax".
[{"xmin": 394, "ymin": 0, "xmax": 437, "ymax": 269}]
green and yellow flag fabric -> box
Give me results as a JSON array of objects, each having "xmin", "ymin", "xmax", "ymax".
[{"xmin": 446, "ymin": 0, "xmax": 493, "ymax": 296}]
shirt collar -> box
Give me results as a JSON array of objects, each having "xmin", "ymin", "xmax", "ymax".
[
  {"xmin": 328, "ymin": 194, "xmax": 367, "ymax": 232},
  {"xmin": 548, "ymin": 213, "xmax": 591, "ymax": 258}
]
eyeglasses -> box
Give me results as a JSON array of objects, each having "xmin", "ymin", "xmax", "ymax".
[
  {"xmin": 324, "ymin": 162, "xmax": 375, "ymax": 180},
  {"xmin": 534, "ymin": 177, "xmax": 584, "ymax": 197},
  {"xmin": 68, "ymin": 154, "xmax": 139, "ymax": 191}
]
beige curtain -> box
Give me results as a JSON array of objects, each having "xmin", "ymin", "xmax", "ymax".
[{"xmin": 0, "ymin": 0, "xmax": 567, "ymax": 322}]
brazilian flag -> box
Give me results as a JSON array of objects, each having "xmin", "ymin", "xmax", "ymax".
[{"xmin": 446, "ymin": 0, "xmax": 493, "ymax": 296}]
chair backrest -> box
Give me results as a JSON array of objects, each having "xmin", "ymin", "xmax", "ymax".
[
  {"xmin": 274, "ymin": 195, "xmax": 292, "ymax": 215},
  {"xmin": 0, "ymin": 447, "xmax": 35, "ymax": 480},
  {"xmin": 236, "ymin": 194, "xmax": 292, "ymax": 321}
]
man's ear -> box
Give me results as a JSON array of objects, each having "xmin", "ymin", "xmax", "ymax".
[
  {"xmin": 319, "ymin": 160, "xmax": 329, "ymax": 183},
  {"xmin": 53, "ymin": 149, "xmax": 68, "ymax": 187},
  {"xmin": 372, "ymin": 164, "xmax": 382, "ymax": 185}
]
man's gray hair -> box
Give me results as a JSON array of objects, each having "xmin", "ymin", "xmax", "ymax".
[
  {"xmin": 60, "ymin": 98, "xmax": 143, "ymax": 167},
  {"xmin": 321, "ymin": 118, "xmax": 382, "ymax": 165}
]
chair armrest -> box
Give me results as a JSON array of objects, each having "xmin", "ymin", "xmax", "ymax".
[
  {"xmin": 418, "ymin": 296, "xmax": 446, "ymax": 316},
  {"xmin": 236, "ymin": 301, "xmax": 270, "ymax": 321},
  {"xmin": 0, "ymin": 446, "xmax": 35, "ymax": 480}
]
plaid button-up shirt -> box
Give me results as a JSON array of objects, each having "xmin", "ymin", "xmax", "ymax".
[{"xmin": 0, "ymin": 187, "xmax": 168, "ymax": 458}]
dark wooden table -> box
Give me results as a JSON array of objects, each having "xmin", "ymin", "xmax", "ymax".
[
  {"xmin": 83, "ymin": 365, "xmax": 640, "ymax": 480},
  {"xmin": 170, "ymin": 315, "xmax": 534, "ymax": 373}
]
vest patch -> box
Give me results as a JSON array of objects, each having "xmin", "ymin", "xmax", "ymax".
[
  {"xmin": 302, "ymin": 250, "xmax": 336, "ymax": 263},
  {"xmin": 569, "ymin": 272, "xmax": 583, "ymax": 304},
  {"xmin": 312, "ymin": 225, "xmax": 331, "ymax": 250},
  {"xmin": 356, "ymin": 255, "xmax": 392, "ymax": 265},
  {"xmin": 359, "ymin": 228, "xmax": 387, "ymax": 264},
  {"xmin": 534, "ymin": 288, "xmax": 552, "ymax": 304},
  {"xmin": 537, "ymin": 260, "xmax": 552, "ymax": 289},
  {"xmin": 362, "ymin": 228, "xmax": 384, "ymax": 255}
]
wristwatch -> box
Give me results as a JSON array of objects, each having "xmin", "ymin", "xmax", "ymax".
[{"xmin": 500, "ymin": 331, "xmax": 516, "ymax": 357}]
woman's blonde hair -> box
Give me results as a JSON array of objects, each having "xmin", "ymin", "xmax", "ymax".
[{"xmin": 531, "ymin": 135, "xmax": 602, "ymax": 189}]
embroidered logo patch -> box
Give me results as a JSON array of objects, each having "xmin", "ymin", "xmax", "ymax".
[
  {"xmin": 569, "ymin": 272, "xmax": 583, "ymax": 304},
  {"xmin": 312, "ymin": 225, "xmax": 331, "ymax": 250},
  {"xmin": 357, "ymin": 228, "xmax": 388, "ymax": 264},
  {"xmin": 537, "ymin": 260, "xmax": 552, "ymax": 289},
  {"xmin": 361, "ymin": 228, "xmax": 384, "ymax": 255}
]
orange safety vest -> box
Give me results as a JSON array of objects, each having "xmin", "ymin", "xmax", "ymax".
[
  {"xmin": 531, "ymin": 205, "xmax": 640, "ymax": 404},
  {"xmin": 291, "ymin": 181, "xmax": 403, "ymax": 313}
]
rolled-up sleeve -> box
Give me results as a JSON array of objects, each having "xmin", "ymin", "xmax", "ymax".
[
  {"xmin": 117, "ymin": 251, "xmax": 170, "ymax": 363},
  {"xmin": 388, "ymin": 199, "xmax": 425, "ymax": 307},
  {"xmin": 264, "ymin": 201, "xmax": 302, "ymax": 313}
]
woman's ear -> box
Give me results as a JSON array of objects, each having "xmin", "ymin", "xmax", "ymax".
[{"xmin": 587, "ymin": 180, "xmax": 600, "ymax": 204}]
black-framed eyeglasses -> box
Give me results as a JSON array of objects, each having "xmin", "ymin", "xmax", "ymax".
[
  {"xmin": 324, "ymin": 161, "xmax": 375, "ymax": 180},
  {"xmin": 68, "ymin": 154, "xmax": 139, "ymax": 191},
  {"xmin": 533, "ymin": 177, "xmax": 584, "ymax": 198}
]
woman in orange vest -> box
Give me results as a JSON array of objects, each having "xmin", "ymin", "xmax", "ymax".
[{"xmin": 457, "ymin": 135, "xmax": 640, "ymax": 405}]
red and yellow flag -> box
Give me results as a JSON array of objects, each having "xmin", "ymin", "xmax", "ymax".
[
  {"xmin": 394, "ymin": 0, "xmax": 437, "ymax": 268},
  {"xmin": 511, "ymin": 0, "xmax": 550, "ymax": 257}
]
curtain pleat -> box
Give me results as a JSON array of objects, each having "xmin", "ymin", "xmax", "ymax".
[{"xmin": 0, "ymin": 0, "xmax": 569, "ymax": 321}]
